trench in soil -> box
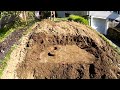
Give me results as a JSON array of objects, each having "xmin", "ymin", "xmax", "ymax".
[{"xmin": 16, "ymin": 32, "xmax": 120, "ymax": 79}]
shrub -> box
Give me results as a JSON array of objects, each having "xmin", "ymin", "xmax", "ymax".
[{"xmin": 68, "ymin": 14, "xmax": 89, "ymax": 25}]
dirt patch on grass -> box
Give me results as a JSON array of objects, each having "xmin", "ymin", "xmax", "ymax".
[
  {"xmin": 15, "ymin": 20, "xmax": 120, "ymax": 79},
  {"xmin": 2, "ymin": 20, "xmax": 120, "ymax": 79}
]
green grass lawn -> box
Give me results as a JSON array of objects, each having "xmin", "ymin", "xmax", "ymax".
[
  {"xmin": 0, "ymin": 26, "xmax": 24, "ymax": 42},
  {"xmin": 0, "ymin": 19, "xmax": 36, "ymax": 43},
  {"xmin": 54, "ymin": 17, "xmax": 68, "ymax": 22},
  {"xmin": 0, "ymin": 21, "xmax": 26, "ymax": 43},
  {"xmin": 0, "ymin": 20, "xmax": 36, "ymax": 78}
]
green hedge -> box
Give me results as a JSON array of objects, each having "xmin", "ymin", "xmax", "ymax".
[{"xmin": 68, "ymin": 14, "xmax": 89, "ymax": 25}]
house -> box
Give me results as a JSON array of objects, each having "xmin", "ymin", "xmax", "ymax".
[{"xmin": 56, "ymin": 11, "xmax": 120, "ymax": 35}]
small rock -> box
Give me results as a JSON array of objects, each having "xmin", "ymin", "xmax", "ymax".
[{"xmin": 1, "ymin": 49, "xmax": 5, "ymax": 53}]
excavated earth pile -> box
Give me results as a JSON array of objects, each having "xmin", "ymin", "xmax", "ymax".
[{"xmin": 2, "ymin": 20, "xmax": 120, "ymax": 79}]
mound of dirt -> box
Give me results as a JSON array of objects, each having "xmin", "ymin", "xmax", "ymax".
[{"xmin": 2, "ymin": 20, "xmax": 120, "ymax": 79}]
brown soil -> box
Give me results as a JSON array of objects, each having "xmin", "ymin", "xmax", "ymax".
[{"xmin": 3, "ymin": 20, "xmax": 120, "ymax": 79}]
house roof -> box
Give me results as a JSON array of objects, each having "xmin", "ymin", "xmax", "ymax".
[{"xmin": 89, "ymin": 11, "xmax": 120, "ymax": 21}]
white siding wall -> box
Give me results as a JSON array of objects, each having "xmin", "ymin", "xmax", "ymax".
[
  {"xmin": 89, "ymin": 11, "xmax": 120, "ymax": 21},
  {"xmin": 91, "ymin": 17, "xmax": 108, "ymax": 35}
]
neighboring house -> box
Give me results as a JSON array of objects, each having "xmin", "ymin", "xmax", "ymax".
[{"xmin": 56, "ymin": 11, "xmax": 120, "ymax": 35}]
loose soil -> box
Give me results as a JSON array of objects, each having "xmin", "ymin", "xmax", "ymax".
[{"xmin": 1, "ymin": 20, "xmax": 120, "ymax": 79}]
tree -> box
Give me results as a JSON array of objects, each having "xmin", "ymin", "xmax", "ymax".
[
  {"xmin": 19, "ymin": 11, "xmax": 28, "ymax": 24},
  {"xmin": 0, "ymin": 11, "xmax": 20, "ymax": 28}
]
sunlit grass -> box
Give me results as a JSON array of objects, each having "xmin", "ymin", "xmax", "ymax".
[{"xmin": 54, "ymin": 17, "xmax": 68, "ymax": 22}]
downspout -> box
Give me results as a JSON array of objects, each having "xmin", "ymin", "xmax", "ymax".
[
  {"xmin": 105, "ymin": 19, "xmax": 109, "ymax": 35},
  {"xmin": 90, "ymin": 16, "xmax": 91, "ymax": 26},
  {"xmin": 88, "ymin": 11, "xmax": 91, "ymax": 26}
]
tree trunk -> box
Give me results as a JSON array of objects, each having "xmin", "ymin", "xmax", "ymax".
[
  {"xmin": 50, "ymin": 11, "xmax": 56, "ymax": 21},
  {"xmin": 19, "ymin": 11, "xmax": 28, "ymax": 24},
  {"xmin": 0, "ymin": 20, "xmax": 1, "ymax": 29}
]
